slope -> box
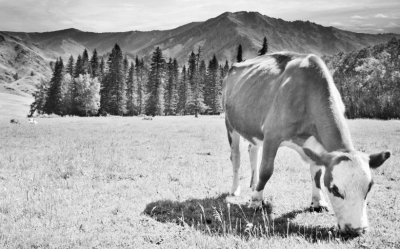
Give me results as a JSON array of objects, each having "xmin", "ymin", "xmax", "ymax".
[{"xmin": 0, "ymin": 32, "xmax": 53, "ymax": 97}]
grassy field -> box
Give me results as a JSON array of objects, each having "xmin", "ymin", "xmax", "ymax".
[{"xmin": 0, "ymin": 116, "xmax": 399, "ymax": 249}]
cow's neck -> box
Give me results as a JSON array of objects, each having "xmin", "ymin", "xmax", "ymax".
[{"xmin": 315, "ymin": 102, "xmax": 354, "ymax": 153}]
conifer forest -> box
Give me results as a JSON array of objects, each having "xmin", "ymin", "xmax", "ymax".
[
  {"xmin": 29, "ymin": 44, "xmax": 230, "ymax": 117},
  {"xmin": 30, "ymin": 37, "xmax": 400, "ymax": 119}
]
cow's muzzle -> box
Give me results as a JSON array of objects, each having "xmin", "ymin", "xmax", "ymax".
[{"xmin": 339, "ymin": 224, "xmax": 368, "ymax": 237}]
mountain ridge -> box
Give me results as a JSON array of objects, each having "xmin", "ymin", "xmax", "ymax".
[{"xmin": 1, "ymin": 11, "xmax": 400, "ymax": 97}]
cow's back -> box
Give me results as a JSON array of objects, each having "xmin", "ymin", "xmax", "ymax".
[{"xmin": 223, "ymin": 52, "xmax": 350, "ymax": 150}]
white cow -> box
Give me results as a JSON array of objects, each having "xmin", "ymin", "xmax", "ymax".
[
  {"xmin": 222, "ymin": 52, "xmax": 391, "ymax": 236},
  {"xmin": 28, "ymin": 118, "xmax": 38, "ymax": 124}
]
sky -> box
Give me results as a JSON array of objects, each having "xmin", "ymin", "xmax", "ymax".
[{"xmin": 0, "ymin": 0, "xmax": 399, "ymax": 34}]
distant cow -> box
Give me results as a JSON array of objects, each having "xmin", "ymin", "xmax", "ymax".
[
  {"xmin": 222, "ymin": 52, "xmax": 391, "ymax": 236},
  {"xmin": 28, "ymin": 118, "xmax": 38, "ymax": 124},
  {"xmin": 142, "ymin": 116, "xmax": 153, "ymax": 120},
  {"xmin": 10, "ymin": 119, "xmax": 20, "ymax": 124}
]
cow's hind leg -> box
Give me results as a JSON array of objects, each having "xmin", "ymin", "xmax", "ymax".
[
  {"xmin": 249, "ymin": 138, "xmax": 280, "ymax": 208},
  {"xmin": 248, "ymin": 144, "xmax": 261, "ymax": 190},
  {"xmin": 309, "ymin": 163, "xmax": 328, "ymax": 212},
  {"xmin": 228, "ymin": 130, "xmax": 241, "ymax": 196}
]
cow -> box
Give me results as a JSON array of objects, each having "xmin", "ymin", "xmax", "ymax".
[
  {"xmin": 10, "ymin": 119, "xmax": 20, "ymax": 124},
  {"xmin": 28, "ymin": 118, "xmax": 38, "ymax": 124},
  {"xmin": 222, "ymin": 52, "xmax": 391, "ymax": 236}
]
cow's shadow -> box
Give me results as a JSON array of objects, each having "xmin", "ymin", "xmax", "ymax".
[{"xmin": 143, "ymin": 193, "xmax": 345, "ymax": 243}]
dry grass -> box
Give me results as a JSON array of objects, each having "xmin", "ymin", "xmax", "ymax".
[{"xmin": 0, "ymin": 116, "xmax": 399, "ymax": 248}]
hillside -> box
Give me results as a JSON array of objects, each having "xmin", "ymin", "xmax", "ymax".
[
  {"xmin": 0, "ymin": 91, "xmax": 32, "ymax": 119},
  {"xmin": 0, "ymin": 32, "xmax": 53, "ymax": 97}
]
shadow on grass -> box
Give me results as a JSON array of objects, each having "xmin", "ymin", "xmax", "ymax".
[{"xmin": 143, "ymin": 193, "xmax": 343, "ymax": 243}]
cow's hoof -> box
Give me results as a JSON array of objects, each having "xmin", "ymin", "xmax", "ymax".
[
  {"xmin": 309, "ymin": 205, "xmax": 329, "ymax": 213},
  {"xmin": 230, "ymin": 186, "xmax": 241, "ymax": 196},
  {"xmin": 248, "ymin": 198, "xmax": 263, "ymax": 209}
]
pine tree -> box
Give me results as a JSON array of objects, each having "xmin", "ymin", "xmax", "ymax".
[
  {"xmin": 44, "ymin": 58, "xmax": 65, "ymax": 115},
  {"xmin": 90, "ymin": 49, "xmax": 99, "ymax": 78},
  {"xmin": 74, "ymin": 55, "xmax": 83, "ymax": 78},
  {"xmin": 146, "ymin": 47, "xmax": 165, "ymax": 116},
  {"xmin": 164, "ymin": 58, "xmax": 179, "ymax": 115},
  {"xmin": 237, "ymin": 44, "xmax": 243, "ymax": 62},
  {"xmin": 187, "ymin": 48, "xmax": 206, "ymax": 117},
  {"xmin": 223, "ymin": 60, "xmax": 230, "ymax": 76},
  {"xmin": 204, "ymin": 57, "xmax": 213, "ymax": 108},
  {"xmin": 99, "ymin": 73, "xmax": 110, "ymax": 115},
  {"xmin": 258, "ymin": 37, "xmax": 268, "ymax": 56},
  {"xmin": 199, "ymin": 59, "xmax": 207, "ymax": 104},
  {"xmin": 135, "ymin": 57, "xmax": 147, "ymax": 115},
  {"xmin": 188, "ymin": 51, "xmax": 197, "ymax": 86},
  {"xmin": 177, "ymin": 65, "xmax": 192, "ymax": 115},
  {"xmin": 82, "ymin": 49, "xmax": 90, "ymax": 75},
  {"xmin": 126, "ymin": 62, "xmax": 137, "ymax": 116},
  {"xmin": 214, "ymin": 65, "xmax": 224, "ymax": 113},
  {"xmin": 172, "ymin": 59, "xmax": 180, "ymax": 113},
  {"xmin": 123, "ymin": 55, "xmax": 129, "ymax": 77},
  {"xmin": 66, "ymin": 55, "xmax": 74, "ymax": 76},
  {"xmin": 205, "ymin": 55, "xmax": 219, "ymax": 112},
  {"xmin": 98, "ymin": 57, "xmax": 105, "ymax": 83},
  {"xmin": 101, "ymin": 44, "xmax": 127, "ymax": 115}
]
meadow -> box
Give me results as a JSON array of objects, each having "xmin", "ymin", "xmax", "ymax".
[{"xmin": 0, "ymin": 116, "xmax": 399, "ymax": 249}]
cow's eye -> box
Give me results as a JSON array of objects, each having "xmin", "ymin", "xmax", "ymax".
[{"xmin": 331, "ymin": 185, "xmax": 345, "ymax": 199}]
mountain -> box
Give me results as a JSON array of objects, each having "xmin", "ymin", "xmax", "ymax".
[
  {"xmin": 0, "ymin": 32, "xmax": 54, "ymax": 97},
  {"xmin": 1, "ymin": 11, "xmax": 400, "ymax": 96},
  {"xmin": 142, "ymin": 11, "xmax": 400, "ymax": 63}
]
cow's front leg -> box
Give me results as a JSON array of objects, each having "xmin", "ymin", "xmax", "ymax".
[
  {"xmin": 309, "ymin": 163, "xmax": 328, "ymax": 212},
  {"xmin": 249, "ymin": 138, "xmax": 280, "ymax": 208},
  {"xmin": 248, "ymin": 143, "xmax": 261, "ymax": 190},
  {"xmin": 228, "ymin": 130, "xmax": 241, "ymax": 196}
]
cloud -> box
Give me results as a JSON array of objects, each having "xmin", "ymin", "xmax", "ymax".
[
  {"xmin": 350, "ymin": 20, "xmax": 363, "ymax": 24},
  {"xmin": 384, "ymin": 22, "xmax": 400, "ymax": 28},
  {"xmin": 60, "ymin": 20, "xmax": 73, "ymax": 25},
  {"xmin": 361, "ymin": 23, "xmax": 377, "ymax": 28},
  {"xmin": 330, "ymin": 22, "xmax": 348, "ymax": 27},
  {"xmin": 351, "ymin": 15, "xmax": 368, "ymax": 19},
  {"xmin": 374, "ymin": 14, "xmax": 389, "ymax": 18}
]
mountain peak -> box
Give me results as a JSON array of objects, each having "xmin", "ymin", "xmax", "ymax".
[
  {"xmin": 62, "ymin": 28, "xmax": 81, "ymax": 32},
  {"xmin": 52, "ymin": 28, "xmax": 82, "ymax": 34}
]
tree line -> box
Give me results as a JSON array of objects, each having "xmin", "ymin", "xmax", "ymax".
[
  {"xmin": 29, "ymin": 37, "xmax": 271, "ymax": 117},
  {"xmin": 29, "ymin": 45, "xmax": 229, "ymax": 117},
  {"xmin": 324, "ymin": 38, "xmax": 400, "ymax": 119}
]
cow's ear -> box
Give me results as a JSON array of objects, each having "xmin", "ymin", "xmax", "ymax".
[
  {"xmin": 369, "ymin": 151, "xmax": 391, "ymax": 169},
  {"xmin": 303, "ymin": 148, "xmax": 331, "ymax": 166}
]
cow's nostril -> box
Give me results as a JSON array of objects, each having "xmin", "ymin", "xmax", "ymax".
[
  {"xmin": 359, "ymin": 227, "xmax": 368, "ymax": 234},
  {"xmin": 341, "ymin": 224, "xmax": 368, "ymax": 237}
]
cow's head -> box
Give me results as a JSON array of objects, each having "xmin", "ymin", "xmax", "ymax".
[{"xmin": 304, "ymin": 148, "xmax": 391, "ymax": 236}]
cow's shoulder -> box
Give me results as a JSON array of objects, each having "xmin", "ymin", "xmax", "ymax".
[{"xmin": 229, "ymin": 52, "xmax": 308, "ymax": 75}]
